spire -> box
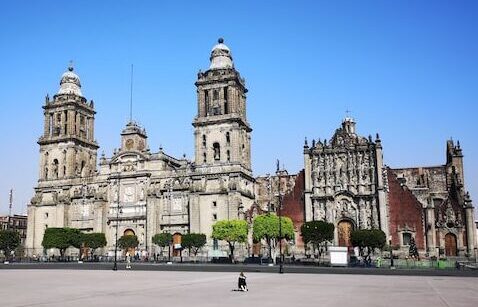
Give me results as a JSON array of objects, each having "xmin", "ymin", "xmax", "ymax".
[{"xmin": 209, "ymin": 37, "xmax": 234, "ymax": 70}]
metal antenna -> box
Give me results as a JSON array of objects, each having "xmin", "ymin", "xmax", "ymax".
[
  {"xmin": 129, "ymin": 64, "xmax": 134, "ymax": 123},
  {"xmin": 9, "ymin": 189, "xmax": 13, "ymax": 217}
]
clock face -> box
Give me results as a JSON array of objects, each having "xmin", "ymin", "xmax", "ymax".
[{"xmin": 125, "ymin": 139, "xmax": 134, "ymax": 150}]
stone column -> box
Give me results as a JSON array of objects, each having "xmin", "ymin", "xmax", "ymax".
[
  {"xmin": 426, "ymin": 204, "xmax": 437, "ymax": 256},
  {"xmin": 464, "ymin": 193, "xmax": 476, "ymax": 257},
  {"xmin": 375, "ymin": 140, "xmax": 389, "ymax": 239}
]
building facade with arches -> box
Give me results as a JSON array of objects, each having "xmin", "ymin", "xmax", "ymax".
[{"xmin": 26, "ymin": 39, "xmax": 255, "ymax": 258}]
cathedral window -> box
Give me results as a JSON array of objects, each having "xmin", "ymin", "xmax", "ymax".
[
  {"xmin": 80, "ymin": 161, "xmax": 86, "ymax": 177},
  {"xmin": 64, "ymin": 110, "xmax": 68, "ymax": 135},
  {"xmin": 224, "ymin": 87, "xmax": 228, "ymax": 114},
  {"xmin": 52, "ymin": 159, "xmax": 59, "ymax": 179},
  {"xmin": 204, "ymin": 90, "xmax": 209, "ymax": 115},
  {"xmin": 213, "ymin": 143, "xmax": 221, "ymax": 160},
  {"xmin": 402, "ymin": 232, "xmax": 412, "ymax": 246}
]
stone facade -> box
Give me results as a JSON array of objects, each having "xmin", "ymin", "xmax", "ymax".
[
  {"xmin": 25, "ymin": 38, "xmax": 476, "ymax": 260},
  {"xmin": 301, "ymin": 118, "xmax": 476, "ymax": 258},
  {"xmin": 303, "ymin": 118, "xmax": 389, "ymax": 247},
  {"xmin": 389, "ymin": 140, "xmax": 476, "ymax": 258},
  {"xmin": 26, "ymin": 39, "xmax": 255, "ymax": 258}
]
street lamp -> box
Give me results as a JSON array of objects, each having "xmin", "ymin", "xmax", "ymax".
[
  {"xmin": 113, "ymin": 176, "xmax": 121, "ymax": 271},
  {"xmin": 276, "ymin": 160, "xmax": 284, "ymax": 274},
  {"xmin": 389, "ymin": 236, "xmax": 395, "ymax": 269}
]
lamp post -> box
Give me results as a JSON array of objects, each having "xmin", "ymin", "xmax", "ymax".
[
  {"xmin": 276, "ymin": 160, "xmax": 284, "ymax": 274},
  {"xmin": 389, "ymin": 236, "xmax": 395, "ymax": 269},
  {"xmin": 113, "ymin": 176, "xmax": 121, "ymax": 271}
]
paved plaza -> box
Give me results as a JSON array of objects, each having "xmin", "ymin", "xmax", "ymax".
[{"xmin": 0, "ymin": 270, "xmax": 477, "ymax": 307}]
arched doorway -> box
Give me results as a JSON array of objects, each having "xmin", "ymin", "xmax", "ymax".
[
  {"xmin": 444, "ymin": 233, "xmax": 457, "ymax": 257},
  {"xmin": 172, "ymin": 233, "xmax": 182, "ymax": 257},
  {"xmin": 123, "ymin": 229, "xmax": 136, "ymax": 256},
  {"xmin": 337, "ymin": 220, "xmax": 354, "ymax": 247}
]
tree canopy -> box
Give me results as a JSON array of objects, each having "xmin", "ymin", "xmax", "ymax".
[
  {"xmin": 351, "ymin": 229, "xmax": 386, "ymax": 265},
  {"xmin": 300, "ymin": 220, "xmax": 334, "ymax": 247},
  {"xmin": 152, "ymin": 233, "xmax": 173, "ymax": 248},
  {"xmin": 253, "ymin": 213, "xmax": 294, "ymax": 242},
  {"xmin": 253, "ymin": 213, "xmax": 295, "ymax": 260},
  {"xmin": 83, "ymin": 233, "xmax": 107, "ymax": 255},
  {"xmin": 211, "ymin": 220, "xmax": 248, "ymax": 262},
  {"xmin": 118, "ymin": 235, "xmax": 139, "ymax": 251},
  {"xmin": 0, "ymin": 230, "xmax": 21, "ymax": 260},
  {"xmin": 181, "ymin": 233, "xmax": 207, "ymax": 257},
  {"xmin": 42, "ymin": 227, "xmax": 82, "ymax": 258}
]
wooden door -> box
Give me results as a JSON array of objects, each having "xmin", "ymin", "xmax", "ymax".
[
  {"xmin": 445, "ymin": 233, "xmax": 457, "ymax": 256},
  {"xmin": 172, "ymin": 233, "xmax": 182, "ymax": 257},
  {"xmin": 338, "ymin": 220, "xmax": 353, "ymax": 247}
]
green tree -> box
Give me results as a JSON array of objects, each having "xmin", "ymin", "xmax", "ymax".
[
  {"xmin": 351, "ymin": 229, "xmax": 386, "ymax": 265},
  {"xmin": 211, "ymin": 220, "xmax": 248, "ymax": 263},
  {"xmin": 42, "ymin": 227, "xmax": 81, "ymax": 260},
  {"xmin": 152, "ymin": 232, "xmax": 173, "ymax": 261},
  {"xmin": 83, "ymin": 233, "xmax": 107, "ymax": 258},
  {"xmin": 409, "ymin": 237, "xmax": 419, "ymax": 259},
  {"xmin": 0, "ymin": 230, "xmax": 21, "ymax": 261},
  {"xmin": 253, "ymin": 213, "xmax": 295, "ymax": 261},
  {"xmin": 300, "ymin": 220, "xmax": 334, "ymax": 263},
  {"xmin": 118, "ymin": 235, "xmax": 139, "ymax": 253},
  {"xmin": 182, "ymin": 233, "xmax": 207, "ymax": 260},
  {"xmin": 68, "ymin": 228, "xmax": 84, "ymax": 259}
]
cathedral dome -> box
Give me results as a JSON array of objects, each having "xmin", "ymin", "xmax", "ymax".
[
  {"xmin": 57, "ymin": 64, "xmax": 82, "ymax": 96},
  {"xmin": 209, "ymin": 38, "xmax": 234, "ymax": 70}
]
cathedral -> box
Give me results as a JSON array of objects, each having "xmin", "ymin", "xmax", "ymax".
[
  {"xmin": 26, "ymin": 38, "xmax": 476, "ymax": 260},
  {"xmin": 26, "ymin": 39, "xmax": 255, "ymax": 258}
]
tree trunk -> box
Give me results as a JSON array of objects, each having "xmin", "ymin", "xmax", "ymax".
[{"xmin": 228, "ymin": 242, "xmax": 235, "ymax": 264}]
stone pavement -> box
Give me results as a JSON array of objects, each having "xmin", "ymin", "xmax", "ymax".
[{"xmin": 0, "ymin": 270, "xmax": 477, "ymax": 307}]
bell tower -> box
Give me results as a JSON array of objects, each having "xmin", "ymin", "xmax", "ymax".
[
  {"xmin": 38, "ymin": 64, "xmax": 98, "ymax": 182},
  {"xmin": 193, "ymin": 38, "xmax": 252, "ymax": 171}
]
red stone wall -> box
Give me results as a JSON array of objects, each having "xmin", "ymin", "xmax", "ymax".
[
  {"xmin": 387, "ymin": 169, "xmax": 426, "ymax": 250},
  {"xmin": 281, "ymin": 170, "xmax": 306, "ymax": 249}
]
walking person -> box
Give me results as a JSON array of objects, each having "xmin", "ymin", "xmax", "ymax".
[
  {"xmin": 126, "ymin": 252, "xmax": 132, "ymax": 269},
  {"xmin": 238, "ymin": 272, "xmax": 248, "ymax": 292}
]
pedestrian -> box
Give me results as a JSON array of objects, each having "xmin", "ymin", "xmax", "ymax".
[
  {"xmin": 126, "ymin": 252, "xmax": 132, "ymax": 269},
  {"xmin": 238, "ymin": 272, "xmax": 248, "ymax": 292}
]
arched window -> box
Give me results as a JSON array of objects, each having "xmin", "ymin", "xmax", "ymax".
[
  {"xmin": 203, "ymin": 152, "xmax": 207, "ymax": 163},
  {"xmin": 202, "ymin": 135, "xmax": 206, "ymax": 148},
  {"xmin": 402, "ymin": 233, "xmax": 412, "ymax": 246},
  {"xmin": 213, "ymin": 143, "xmax": 221, "ymax": 161},
  {"xmin": 224, "ymin": 87, "xmax": 229, "ymax": 114},
  {"xmin": 44, "ymin": 167, "xmax": 49, "ymax": 179},
  {"xmin": 52, "ymin": 159, "xmax": 59, "ymax": 179},
  {"xmin": 226, "ymin": 132, "xmax": 230, "ymax": 145},
  {"xmin": 80, "ymin": 161, "xmax": 86, "ymax": 177},
  {"xmin": 227, "ymin": 150, "xmax": 231, "ymax": 162}
]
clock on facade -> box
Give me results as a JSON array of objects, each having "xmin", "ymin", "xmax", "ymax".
[{"xmin": 125, "ymin": 139, "xmax": 134, "ymax": 150}]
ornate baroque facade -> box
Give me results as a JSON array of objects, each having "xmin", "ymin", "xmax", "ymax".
[
  {"xmin": 26, "ymin": 38, "xmax": 476, "ymax": 259},
  {"xmin": 26, "ymin": 39, "xmax": 255, "ymax": 257}
]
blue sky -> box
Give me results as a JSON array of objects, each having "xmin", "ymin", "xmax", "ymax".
[{"xmin": 0, "ymin": 1, "xmax": 477, "ymax": 215}]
